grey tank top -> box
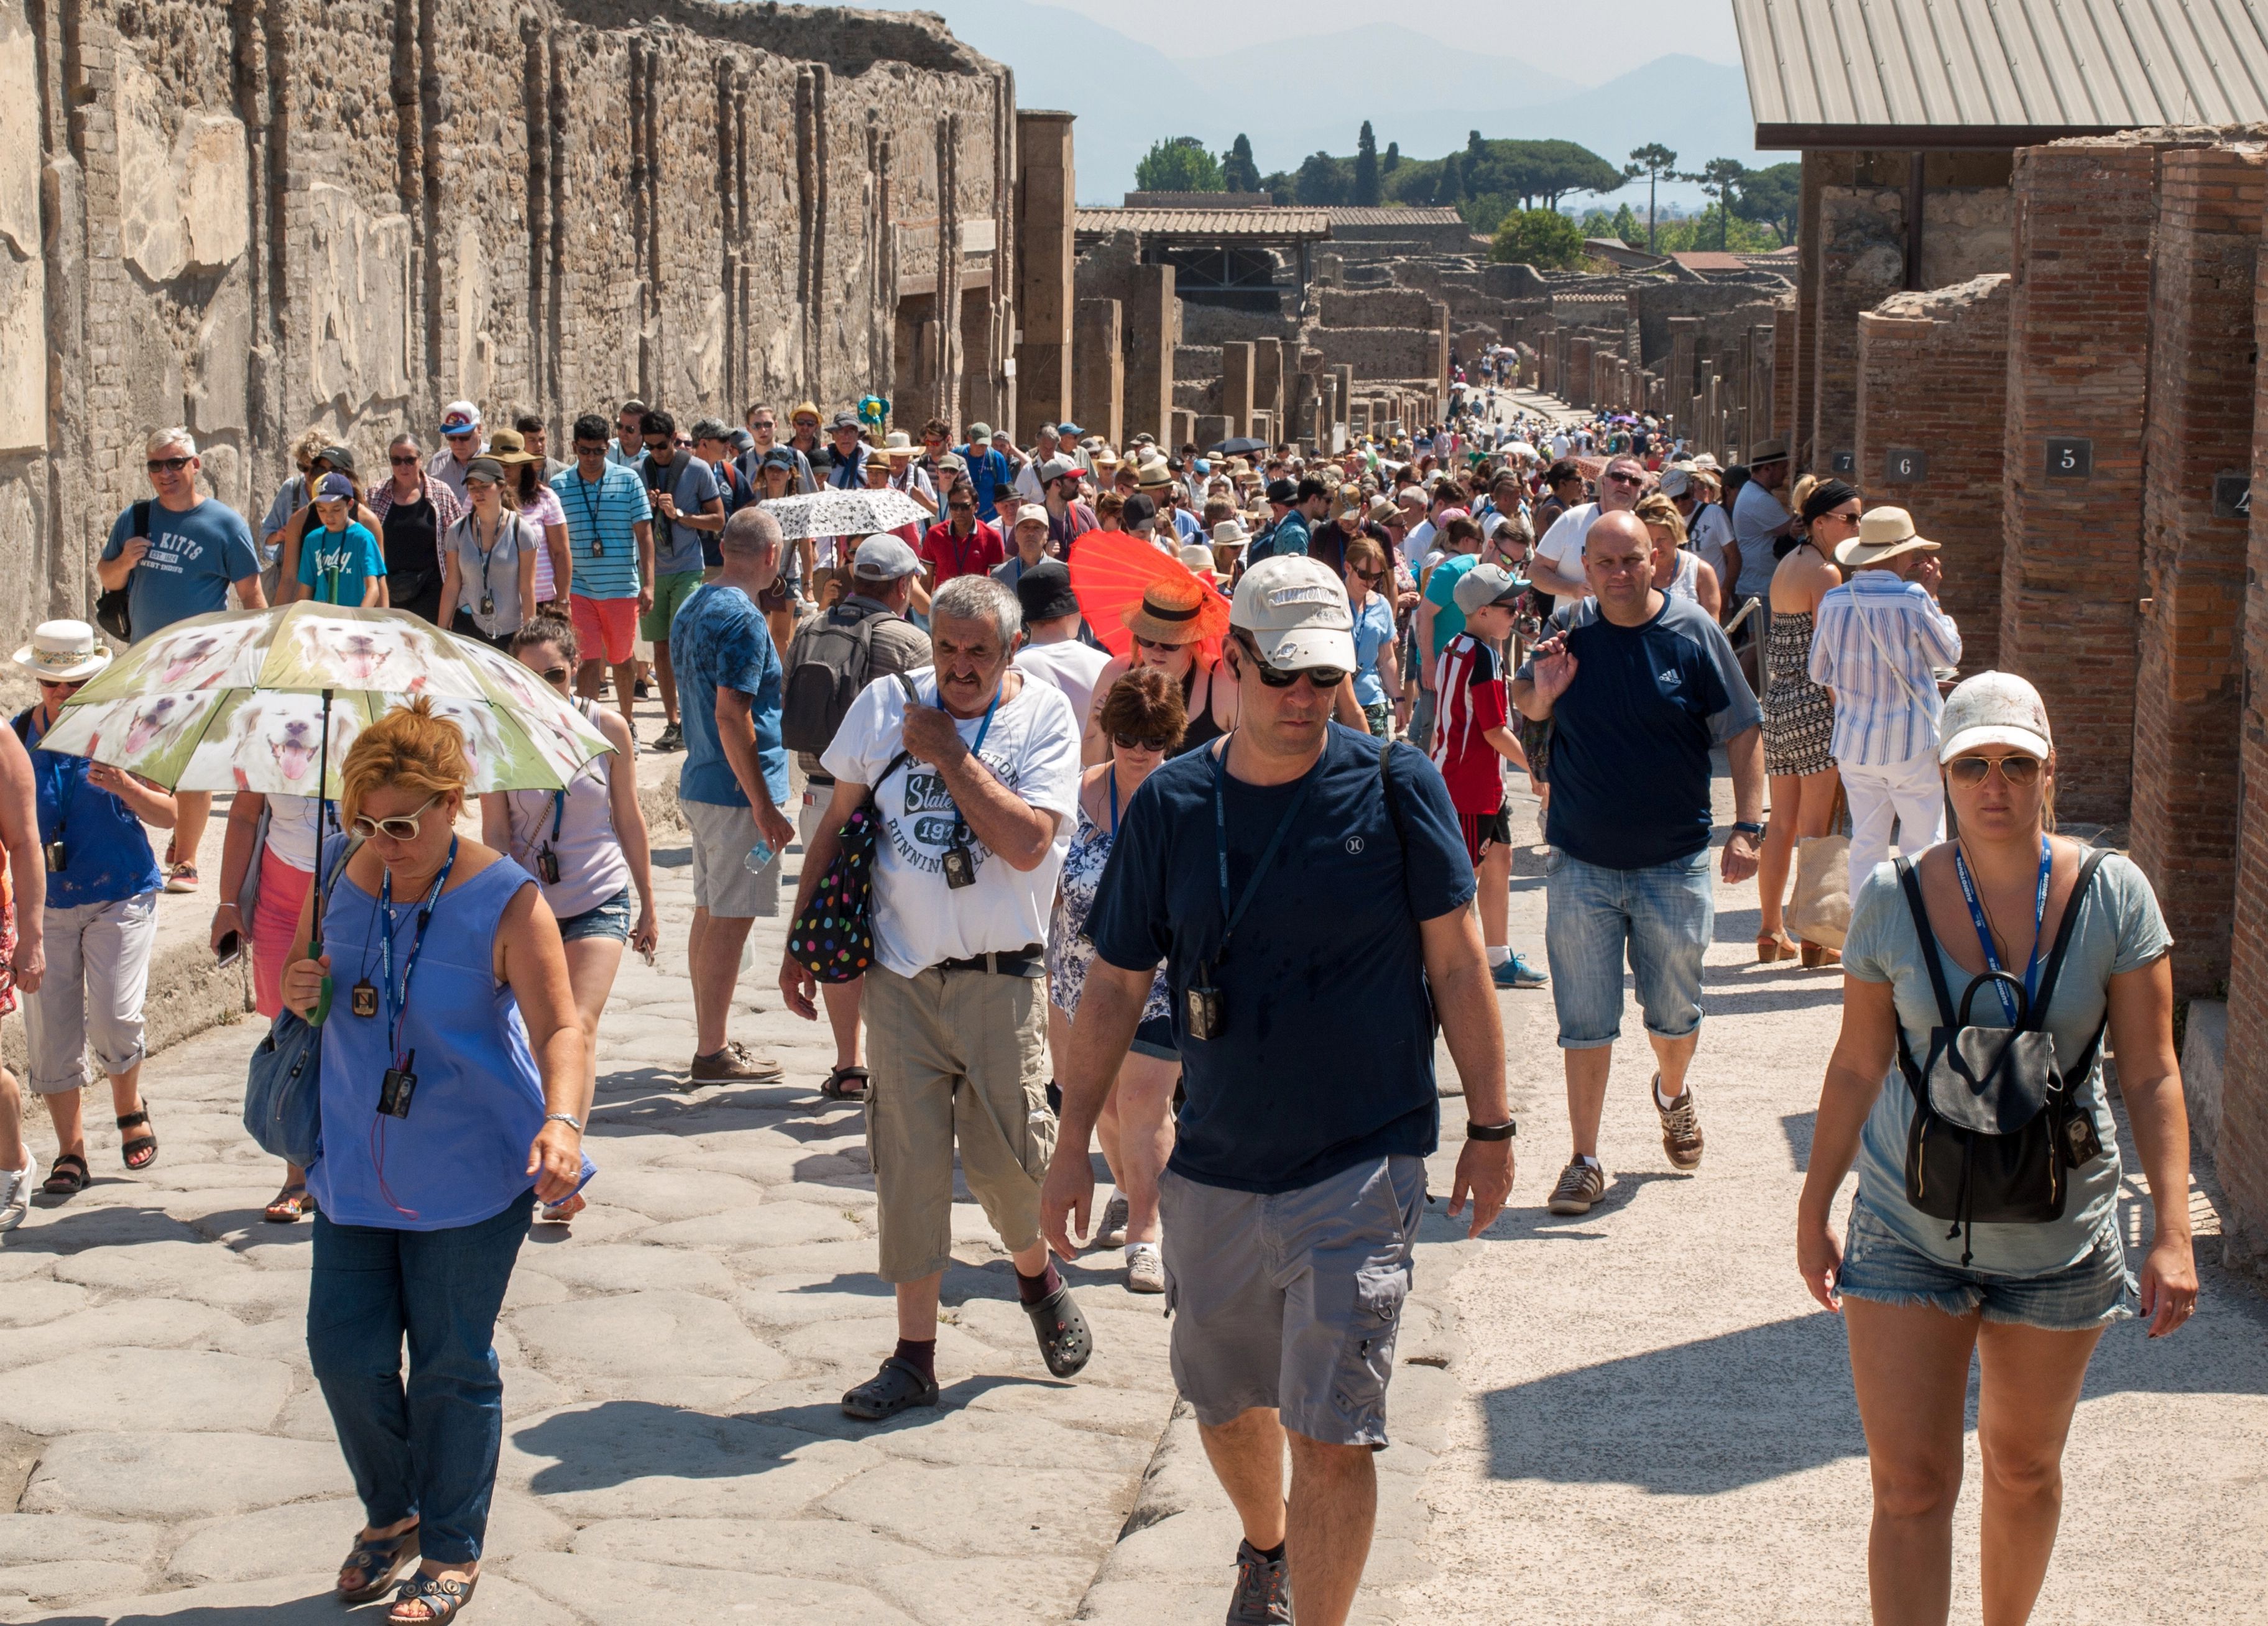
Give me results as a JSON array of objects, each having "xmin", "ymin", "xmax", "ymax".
[{"xmin": 504, "ymin": 699, "xmax": 631, "ymax": 917}]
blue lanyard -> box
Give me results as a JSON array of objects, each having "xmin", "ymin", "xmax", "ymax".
[
  {"xmin": 1107, "ymin": 764, "xmax": 1120, "ymax": 842},
  {"xmin": 1953, "ymin": 837, "xmax": 2050, "ymax": 1025},
  {"xmin": 550, "ymin": 789, "xmax": 566, "ymax": 845},
  {"xmin": 1207, "ymin": 737, "xmax": 1321, "ymax": 968},
  {"xmin": 378, "ymin": 837, "xmax": 458, "ymax": 1067},
  {"xmin": 940, "ymin": 681, "xmax": 1000, "ymax": 844}
]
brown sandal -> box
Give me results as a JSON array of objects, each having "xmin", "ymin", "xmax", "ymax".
[
  {"xmin": 40, "ymin": 1153, "xmax": 89, "ymax": 1197},
  {"xmin": 116, "ymin": 1109, "xmax": 157, "ymax": 1171},
  {"xmin": 1756, "ymin": 930, "xmax": 1799, "ymax": 963}
]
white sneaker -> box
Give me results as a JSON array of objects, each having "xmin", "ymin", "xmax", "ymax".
[
  {"xmin": 1125, "ymin": 1241, "xmax": 1165, "ymax": 1294},
  {"xmin": 1095, "ymin": 1192, "xmax": 1130, "ymax": 1249},
  {"xmin": 0, "ymin": 1160, "xmax": 30, "ymax": 1232}
]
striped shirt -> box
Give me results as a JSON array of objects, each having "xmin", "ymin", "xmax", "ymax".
[
  {"xmin": 1428, "ymin": 633, "xmax": 1509, "ymax": 814},
  {"xmin": 1808, "ymin": 569, "xmax": 1963, "ymax": 767},
  {"xmin": 550, "ymin": 464, "xmax": 652, "ymax": 601}
]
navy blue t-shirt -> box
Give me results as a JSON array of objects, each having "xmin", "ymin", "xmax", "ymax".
[
  {"xmin": 1086, "ymin": 725, "xmax": 1475, "ymax": 1194},
  {"xmin": 1517, "ymin": 594, "xmax": 1761, "ymax": 871}
]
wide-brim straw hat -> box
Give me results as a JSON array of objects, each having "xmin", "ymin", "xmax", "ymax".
[
  {"xmin": 1836, "ymin": 505, "xmax": 1942, "ymax": 569},
  {"xmin": 485, "ymin": 428, "xmax": 541, "ymax": 467},
  {"xmin": 882, "ymin": 430, "xmax": 918, "ymax": 459},
  {"xmin": 1120, "ymin": 574, "xmax": 1215, "ymax": 646},
  {"xmin": 14, "ymin": 619, "xmax": 113, "ymax": 682}
]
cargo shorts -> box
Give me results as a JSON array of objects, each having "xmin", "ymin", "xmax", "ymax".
[
  {"xmin": 862, "ymin": 962, "xmax": 1055, "ymax": 1283},
  {"xmin": 1159, "ymin": 1154, "xmax": 1425, "ymax": 1448}
]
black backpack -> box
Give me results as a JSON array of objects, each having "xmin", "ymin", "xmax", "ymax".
[
  {"xmin": 781, "ymin": 604, "xmax": 893, "ymax": 756},
  {"xmin": 1892, "ymin": 848, "xmax": 2111, "ymax": 1263}
]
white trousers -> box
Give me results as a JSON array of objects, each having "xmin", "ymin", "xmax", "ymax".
[{"xmin": 1842, "ymin": 751, "xmax": 1945, "ymax": 894}]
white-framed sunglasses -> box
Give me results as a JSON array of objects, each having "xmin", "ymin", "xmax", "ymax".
[{"xmin": 351, "ymin": 793, "xmax": 443, "ymax": 842}]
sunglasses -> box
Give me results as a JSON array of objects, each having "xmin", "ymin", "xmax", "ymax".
[
  {"xmin": 1352, "ymin": 567, "xmax": 1387, "ymax": 584},
  {"xmin": 644, "ymin": 438, "xmax": 673, "ymax": 451},
  {"xmin": 350, "ymin": 793, "xmax": 443, "ymax": 842},
  {"xmin": 36, "ymin": 678, "xmax": 82, "ymax": 693},
  {"xmin": 390, "ymin": 453, "xmax": 420, "ymax": 466},
  {"xmin": 1603, "ymin": 471, "xmax": 1645, "ymax": 486},
  {"xmin": 1132, "ymin": 633, "xmax": 1191, "ymax": 655},
  {"xmin": 573, "ymin": 441, "xmax": 609, "ymax": 454},
  {"xmin": 1112, "ymin": 731, "xmax": 1174, "ymax": 753},
  {"xmin": 538, "ymin": 664, "xmax": 572, "ymax": 686},
  {"xmin": 445, "ymin": 431, "xmax": 476, "ymax": 442},
  {"xmin": 1235, "ymin": 633, "xmax": 1347, "ymax": 691},
  {"xmin": 146, "ymin": 456, "xmax": 192, "ymax": 474},
  {"xmin": 948, "ymin": 503, "xmax": 975, "ymax": 513},
  {"xmin": 1947, "ymin": 755, "xmax": 2044, "ymax": 787}
]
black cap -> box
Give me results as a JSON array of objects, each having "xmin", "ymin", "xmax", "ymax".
[
  {"xmin": 1121, "ymin": 494, "xmax": 1158, "ymax": 528},
  {"xmin": 1015, "ymin": 559, "xmax": 1080, "ymax": 623},
  {"xmin": 1265, "ymin": 477, "xmax": 1298, "ymax": 504}
]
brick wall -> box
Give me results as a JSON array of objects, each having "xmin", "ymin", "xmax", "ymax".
[
  {"xmin": 1771, "ymin": 296, "xmax": 1796, "ymax": 444},
  {"xmin": 2001, "ymin": 136, "xmax": 2200, "ymax": 824},
  {"xmin": 1855, "ymin": 274, "xmax": 2011, "ymax": 671},
  {"xmin": 2129, "ymin": 144, "xmax": 2266, "ymax": 997},
  {"xmin": 1810, "ymin": 152, "xmax": 1909, "ymax": 475}
]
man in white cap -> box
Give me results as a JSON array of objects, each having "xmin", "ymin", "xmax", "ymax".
[
  {"xmin": 1045, "ymin": 555, "xmax": 1514, "ymax": 1626},
  {"xmin": 1809, "ymin": 505, "xmax": 1963, "ymax": 889},
  {"xmin": 427, "ymin": 400, "xmax": 486, "ymax": 505},
  {"xmin": 992, "ymin": 503, "xmax": 1053, "ymax": 591}
]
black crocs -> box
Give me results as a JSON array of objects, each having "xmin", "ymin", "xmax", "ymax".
[
  {"xmin": 1025, "ymin": 1284, "xmax": 1094, "ymax": 1378},
  {"xmin": 841, "ymin": 1356, "xmax": 939, "ymax": 1420}
]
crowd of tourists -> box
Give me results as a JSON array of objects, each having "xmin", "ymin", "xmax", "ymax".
[{"xmin": 0, "ymin": 385, "xmax": 2199, "ymax": 1626}]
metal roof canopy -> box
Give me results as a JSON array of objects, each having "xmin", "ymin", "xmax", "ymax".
[{"xmin": 1733, "ymin": 0, "xmax": 2268, "ymax": 149}]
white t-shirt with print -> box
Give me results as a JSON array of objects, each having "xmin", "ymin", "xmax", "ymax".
[
  {"xmin": 820, "ymin": 667, "xmax": 1081, "ymax": 979},
  {"xmin": 1536, "ymin": 500, "xmax": 1604, "ymax": 577}
]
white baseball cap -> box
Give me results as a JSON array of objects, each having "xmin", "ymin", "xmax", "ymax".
[
  {"xmin": 1938, "ymin": 670, "xmax": 2052, "ymax": 763},
  {"xmin": 1229, "ymin": 555, "xmax": 1355, "ymax": 671}
]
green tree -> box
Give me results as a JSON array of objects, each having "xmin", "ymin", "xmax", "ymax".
[
  {"xmin": 1491, "ymin": 208, "xmax": 1585, "ymax": 269},
  {"xmin": 1135, "ymin": 136, "xmax": 1225, "ymax": 193},
  {"xmin": 1439, "ymin": 152, "xmax": 1464, "ymax": 205},
  {"xmin": 1680, "ymin": 157, "xmax": 1748, "ymax": 249},
  {"xmin": 1731, "ymin": 160, "xmax": 1800, "ymax": 246},
  {"xmin": 1472, "ymin": 139, "xmax": 1624, "ymax": 211},
  {"xmin": 1297, "ymin": 150, "xmax": 1351, "ymax": 205},
  {"xmin": 1611, "ymin": 202, "xmax": 1641, "ymax": 244},
  {"xmin": 1383, "ymin": 140, "xmax": 1400, "ymax": 174},
  {"xmin": 1621, "ymin": 143, "xmax": 1678, "ymax": 252},
  {"xmin": 1260, "ymin": 168, "xmax": 1298, "ymax": 202},
  {"xmin": 1353, "ymin": 122, "xmax": 1380, "ymax": 206},
  {"xmin": 1221, "ymin": 133, "xmax": 1261, "ymax": 193}
]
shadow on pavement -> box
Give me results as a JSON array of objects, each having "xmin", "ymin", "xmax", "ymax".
[{"xmin": 0, "ymin": 1203, "xmax": 205, "ymax": 1252}]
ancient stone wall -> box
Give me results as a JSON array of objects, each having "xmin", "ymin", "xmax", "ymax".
[{"xmin": 7, "ymin": 0, "xmax": 1012, "ymax": 653}]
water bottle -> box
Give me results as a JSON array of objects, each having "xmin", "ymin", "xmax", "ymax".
[{"xmin": 744, "ymin": 838, "xmax": 775, "ymax": 875}]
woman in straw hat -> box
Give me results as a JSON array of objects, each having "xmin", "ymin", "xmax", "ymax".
[
  {"xmin": 8, "ymin": 622, "xmax": 173, "ymax": 1201},
  {"xmin": 486, "ymin": 428, "xmax": 571, "ymax": 614},
  {"xmin": 1082, "ymin": 575, "xmax": 1238, "ymax": 765}
]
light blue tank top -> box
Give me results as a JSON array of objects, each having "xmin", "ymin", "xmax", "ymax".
[{"xmin": 307, "ymin": 842, "xmax": 591, "ymax": 1230}]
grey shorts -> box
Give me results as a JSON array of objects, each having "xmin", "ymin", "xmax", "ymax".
[
  {"xmin": 684, "ymin": 799, "xmax": 781, "ymax": 919},
  {"xmin": 1159, "ymin": 1154, "xmax": 1425, "ymax": 1448}
]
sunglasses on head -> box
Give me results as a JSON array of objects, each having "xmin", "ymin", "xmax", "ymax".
[
  {"xmin": 146, "ymin": 456, "xmax": 192, "ymax": 474},
  {"xmin": 1235, "ymin": 633, "xmax": 1347, "ymax": 691},
  {"xmin": 1947, "ymin": 755, "xmax": 2043, "ymax": 787},
  {"xmin": 1112, "ymin": 731, "xmax": 1174, "ymax": 753},
  {"xmin": 350, "ymin": 793, "xmax": 443, "ymax": 842}
]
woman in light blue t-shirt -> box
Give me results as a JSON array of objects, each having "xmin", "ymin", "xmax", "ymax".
[{"xmin": 1796, "ymin": 671, "xmax": 2197, "ymax": 1620}]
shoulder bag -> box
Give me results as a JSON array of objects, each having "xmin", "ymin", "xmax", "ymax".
[
  {"xmin": 1891, "ymin": 847, "xmax": 2111, "ymax": 1263},
  {"xmin": 94, "ymin": 502, "xmax": 150, "ymax": 644},
  {"xmin": 788, "ymin": 675, "xmax": 920, "ymax": 984},
  {"xmin": 242, "ymin": 835, "xmax": 364, "ymax": 1165}
]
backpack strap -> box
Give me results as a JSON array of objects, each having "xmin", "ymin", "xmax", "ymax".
[
  {"xmin": 2026, "ymin": 845, "xmax": 2111, "ymax": 1031},
  {"xmin": 132, "ymin": 500, "xmax": 153, "ymax": 540},
  {"xmin": 870, "ymin": 673, "xmax": 921, "ymax": 793},
  {"xmin": 1894, "ymin": 856, "xmax": 1958, "ymax": 1031}
]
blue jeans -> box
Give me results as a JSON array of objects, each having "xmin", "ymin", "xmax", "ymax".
[
  {"xmin": 1543, "ymin": 847, "xmax": 1713, "ymax": 1049},
  {"xmin": 307, "ymin": 1192, "xmax": 533, "ymax": 1565}
]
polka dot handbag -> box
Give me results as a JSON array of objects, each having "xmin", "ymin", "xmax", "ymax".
[{"xmin": 788, "ymin": 743, "xmax": 915, "ymax": 985}]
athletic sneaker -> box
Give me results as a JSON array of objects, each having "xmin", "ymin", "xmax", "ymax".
[
  {"xmin": 1095, "ymin": 1191, "xmax": 1130, "ymax": 1249},
  {"xmin": 653, "ymin": 721, "xmax": 685, "ymax": 752},
  {"xmin": 1546, "ymin": 1157, "xmax": 1607, "ymax": 1216},
  {"xmin": 1491, "ymin": 952, "xmax": 1547, "ymax": 990},
  {"xmin": 1225, "ymin": 1538, "xmax": 1293, "ymax": 1625},
  {"xmin": 0, "ymin": 1159, "xmax": 29, "ymax": 1232},
  {"xmin": 1125, "ymin": 1241, "xmax": 1164, "ymax": 1295},
  {"xmin": 164, "ymin": 862, "xmax": 200, "ymax": 894},
  {"xmin": 1656, "ymin": 1075, "xmax": 1704, "ymax": 1170}
]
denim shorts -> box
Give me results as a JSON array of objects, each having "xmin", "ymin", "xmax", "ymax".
[
  {"xmin": 556, "ymin": 888, "xmax": 632, "ymax": 943},
  {"xmin": 1542, "ymin": 846, "xmax": 1713, "ymax": 1049},
  {"xmin": 1130, "ymin": 1013, "xmax": 1179, "ymax": 1063},
  {"xmin": 1837, "ymin": 1200, "xmax": 2136, "ymax": 1331}
]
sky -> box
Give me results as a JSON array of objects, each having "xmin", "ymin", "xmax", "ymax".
[{"xmin": 868, "ymin": 0, "xmax": 1760, "ymax": 206}]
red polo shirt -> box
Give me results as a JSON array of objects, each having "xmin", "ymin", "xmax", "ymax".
[{"xmin": 918, "ymin": 519, "xmax": 1005, "ymax": 581}]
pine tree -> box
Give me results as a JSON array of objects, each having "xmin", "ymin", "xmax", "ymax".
[
  {"xmin": 1353, "ymin": 122, "xmax": 1380, "ymax": 206},
  {"xmin": 1383, "ymin": 141, "xmax": 1400, "ymax": 175},
  {"xmin": 1222, "ymin": 133, "xmax": 1261, "ymax": 194}
]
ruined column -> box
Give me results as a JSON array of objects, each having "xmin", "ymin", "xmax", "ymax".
[
  {"xmin": 2129, "ymin": 144, "xmax": 2265, "ymax": 997},
  {"xmin": 1771, "ymin": 296, "xmax": 1797, "ymax": 446},
  {"xmin": 1666, "ymin": 316, "xmax": 1700, "ymax": 431},
  {"xmin": 1013, "ymin": 109, "xmax": 1076, "ymax": 429},
  {"xmin": 1073, "ymin": 297, "xmax": 1123, "ymax": 449},
  {"xmin": 1252, "ymin": 336, "xmax": 1284, "ymax": 433},
  {"xmin": 1220, "ymin": 342, "xmax": 1255, "ymax": 438},
  {"xmin": 1567, "ymin": 337, "xmax": 1593, "ymax": 411},
  {"xmin": 1123, "ymin": 262, "xmax": 1176, "ymax": 443}
]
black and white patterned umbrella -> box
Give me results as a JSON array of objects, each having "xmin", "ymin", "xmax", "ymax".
[{"xmin": 758, "ymin": 488, "xmax": 930, "ymax": 541}]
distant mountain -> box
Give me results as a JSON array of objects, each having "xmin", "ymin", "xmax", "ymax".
[{"xmin": 1174, "ymin": 26, "xmax": 1582, "ymax": 123}]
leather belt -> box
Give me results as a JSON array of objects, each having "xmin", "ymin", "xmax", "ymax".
[{"xmin": 931, "ymin": 942, "xmax": 1045, "ymax": 978}]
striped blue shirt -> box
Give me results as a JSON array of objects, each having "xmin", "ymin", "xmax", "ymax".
[
  {"xmin": 1808, "ymin": 570, "xmax": 1963, "ymax": 767},
  {"xmin": 550, "ymin": 464, "xmax": 652, "ymax": 601}
]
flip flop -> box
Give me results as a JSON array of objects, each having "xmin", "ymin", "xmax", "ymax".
[
  {"xmin": 1024, "ymin": 1284, "xmax": 1094, "ymax": 1378},
  {"xmin": 841, "ymin": 1355, "xmax": 939, "ymax": 1420},
  {"xmin": 265, "ymin": 1184, "xmax": 315, "ymax": 1223}
]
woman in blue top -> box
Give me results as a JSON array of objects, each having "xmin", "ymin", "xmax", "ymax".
[
  {"xmin": 1342, "ymin": 534, "xmax": 1404, "ymax": 739},
  {"xmin": 10, "ymin": 620, "xmax": 175, "ymax": 1198},
  {"xmin": 294, "ymin": 471, "xmax": 387, "ymax": 607},
  {"xmin": 1797, "ymin": 671, "xmax": 2197, "ymax": 1623},
  {"xmin": 281, "ymin": 699, "xmax": 587, "ymax": 1624}
]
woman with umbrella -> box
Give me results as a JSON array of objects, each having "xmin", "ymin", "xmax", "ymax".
[
  {"xmin": 1079, "ymin": 574, "xmax": 1238, "ymax": 765},
  {"xmin": 285, "ymin": 699, "xmax": 588, "ymax": 1622}
]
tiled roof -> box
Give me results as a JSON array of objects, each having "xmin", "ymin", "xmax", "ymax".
[
  {"xmin": 1672, "ymin": 250, "xmax": 1751, "ymax": 272},
  {"xmin": 1075, "ymin": 207, "xmax": 1333, "ymax": 237},
  {"xmin": 1734, "ymin": 0, "xmax": 2268, "ymax": 147},
  {"xmin": 1325, "ymin": 207, "xmax": 1467, "ymax": 226}
]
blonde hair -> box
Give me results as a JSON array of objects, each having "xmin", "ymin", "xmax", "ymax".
[
  {"xmin": 1788, "ymin": 473, "xmax": 1821, "ymax": 518},
  {"xmin": 292, "ymin": 428, "xmax": 333, "ymax": 467},
  {"xmin": 1634, "ymin": 493, "xmax": 1687, "ymax": 547},
  {"xmin": 339, "ymin": 698, "xmax": 470, "ymax": 824}
]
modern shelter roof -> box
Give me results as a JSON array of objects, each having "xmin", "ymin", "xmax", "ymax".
[{"xmin": 1733, "ymin": 0, "xmax": 2268, "ymax": 147}]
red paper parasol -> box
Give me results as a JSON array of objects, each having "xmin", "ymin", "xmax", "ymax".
[{"xmin": 1067, "ymin": 530, "xmax": 1231, "ymax": 662}]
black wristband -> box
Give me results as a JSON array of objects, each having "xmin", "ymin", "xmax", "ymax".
[
  {"xmin": 1465, "ymin": 1119, "xmax": 1516, "ymax": 1142},
  {"xmin": 1730, "ymin": 820, "xmax": 1764, "ymax": 837}
]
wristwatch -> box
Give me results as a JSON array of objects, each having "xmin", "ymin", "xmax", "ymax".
[
  {"xmin": 1730, "ymin": 820, "xmax": 1764, "ymax": 838},
  {"xmin": 544, "ymin": 1113, "xmax": 584, "ymax": 1134},
  {"xmin": 1465, "ymin": 1119, "xmax": 1516, "ymax": 1142}
]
